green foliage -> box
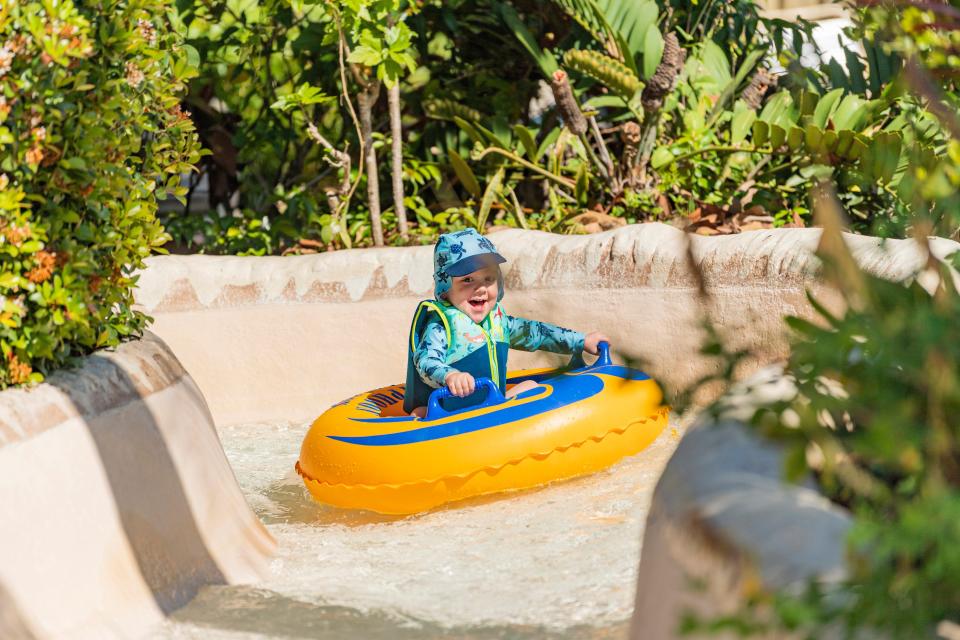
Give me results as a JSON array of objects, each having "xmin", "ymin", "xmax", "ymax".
[
  {"xmin": 563, "ymin": 48, "xmax": 642, "ymax": 100},
  {"xmin": 548, "ymin": 0, "xmax": 660, "ymax": 77},
  {"xmin": 0, "ymin": 0, "xmax": 200, "ymax": 387},
  {"xmin": 168, "ymin": 0, "xmax": 548, "ymax": 252},
  {"xmin": 339, "ymin": 0, "xmax": 418, "ymax": 87},
  {"xmin": 680, "ymin": 3, "xmax": 960, "ymax": 636},
  {"xmin": 479, "ymin": 0, "xmax": 958, "ymax": 237},
  {"xmin": 697, "ymin": 240, "xmax": 960, "ymax": 638},
  {"xmin": 271, "ymin": 83, "xmax": 336, "ymax": 112},
  {"xmin": 172, "ymin": 0, "xmax": 342, "ymax": 250},
  {"xmin": 166, "ymin": 0, "xmax": 959, "ymax": 254}
]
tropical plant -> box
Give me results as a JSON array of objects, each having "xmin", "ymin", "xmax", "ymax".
[
  {"xmin": 0, "ymin": 0, "xmax": 200, "ymax": 387},
  {"xmin": 170, "ymin": 0, "xmax": 345, "ymax": 250},
  {"xmin": 679, "ymin": 2, "xmax": 960, "ymax": 636},
  {"xmin": 468, "ymin": 0, "xmax": 959, "ymax": 237}
]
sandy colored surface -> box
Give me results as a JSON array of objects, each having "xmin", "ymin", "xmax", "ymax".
[
  {"xmin": 135, "ymin": 223, "xmax": 959, "ymax": 426},
  {"xmin": 0, "ymin": 333, "xmax": 275, "ymax": 640}
]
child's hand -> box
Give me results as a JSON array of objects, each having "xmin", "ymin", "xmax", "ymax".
[
  {"xmin": 445, "ymin": 371, "xmax": 476, "ymax": 397},
  {"xmin": 583, "ymin": 332, "xmax": 610, "ymax": 355}
]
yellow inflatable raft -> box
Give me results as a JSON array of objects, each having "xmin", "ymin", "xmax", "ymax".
[{"xmin": 296, "ymin": 344, "xmax": 669, "ymax": 514}]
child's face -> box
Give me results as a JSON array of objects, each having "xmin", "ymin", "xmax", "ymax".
[{"xmin": 446, "ymin": 265, "xmax": 499, "ymax": 323}]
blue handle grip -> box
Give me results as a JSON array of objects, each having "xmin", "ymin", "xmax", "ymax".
[
  {"xmin": 567, "ymin": 340, "xmax": 613, "ymax": 369},
  {"xmin": 425, "ymin": 377, "xmax": 506, "ymax": 421}
]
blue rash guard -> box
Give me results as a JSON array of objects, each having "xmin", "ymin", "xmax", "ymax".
[
  {"xmin": 413, "ymin": 312, "xmax": 585, "ymax": 393},
  {"xmin": 403, "ymin": 228, "xmax": 586, "ymax": 414}
]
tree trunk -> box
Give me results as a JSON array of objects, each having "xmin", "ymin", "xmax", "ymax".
[
  {"xmin": 388, "ymin": 82, "xmax": 408, "ymax": 241},
  {"xmin": 358, "ymin": 80, "xmax": 383, "ymax": 246}
]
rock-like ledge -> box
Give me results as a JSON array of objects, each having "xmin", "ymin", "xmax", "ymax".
[
  {"xmin": 136, "ymin": 223, "xmax": 959, "ymax": 425},
  {"xmin": 0, "ymin": 332, "xmax": 275, "ymax": 640},
  {"xmin": 630, "ymin": 420, "xmax": 852, "ymax": 639}
]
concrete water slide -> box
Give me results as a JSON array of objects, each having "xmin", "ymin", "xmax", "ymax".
[{"xmin": 1, "ymin": 223, "xmax": 955, "ymax": 639}]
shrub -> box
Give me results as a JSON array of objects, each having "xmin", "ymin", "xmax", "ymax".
[
  {"xmin": 0, "ymin": 0, "xmax": 201, "ymax": 387},
  {"xmin": 680, "ymin": 2, "xmax": 960, "ymax": 633}
]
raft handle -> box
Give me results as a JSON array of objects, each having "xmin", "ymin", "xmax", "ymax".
[
  {"xmin": 567, "ymin": 340, "xmax": 613, "ymax": 370},
  {"xmin": 425, "ymin": 377, "xmax": 506, "ymax": 421}
]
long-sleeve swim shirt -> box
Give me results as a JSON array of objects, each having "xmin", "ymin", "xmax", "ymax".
[{"xmin": 413, "ymin": 314, "xmax": 585, "ymax": 388}]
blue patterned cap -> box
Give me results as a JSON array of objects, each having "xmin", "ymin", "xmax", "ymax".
[{"xmin": 433, "ymin": 229, "xmax": 506, "ymax": 301}]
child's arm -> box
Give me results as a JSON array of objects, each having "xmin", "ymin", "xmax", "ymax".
[
  {"xmin": 413, "ymin": 319, "xmax": 456, "ymax": 389},
  {"xmin": 412, "ymin": 319, "xmax": 477, "ymax": 397},
  {"xmin": 504, "ymin": 315, "xmax": 586, "ymax": 354}
]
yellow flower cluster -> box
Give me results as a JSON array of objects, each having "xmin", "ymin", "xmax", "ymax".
[{"xmin": 5, "ymin": 354, "xmax": 32, "ymax": 385}]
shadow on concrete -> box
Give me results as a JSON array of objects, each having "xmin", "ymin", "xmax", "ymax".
[
  {"xmin": 169, "ymin": 584, "xmax": 622, "ymax": 640},
  {"xmin": 0, "ymin": 581, "xmax": 37, "ymax": 640},
  {"xmin": 50, "ymin": 354, "xmax": 226, "ymax": 614}
]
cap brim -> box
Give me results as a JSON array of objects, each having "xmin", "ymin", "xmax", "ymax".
[{"xmin": 446, "ymin": 253, "xmax": 507, "ymax": 277}]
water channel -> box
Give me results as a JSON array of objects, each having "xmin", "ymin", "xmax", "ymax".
[{"xmin": 152, "ymin": 416, "xmax": 684, "ymax": 639}]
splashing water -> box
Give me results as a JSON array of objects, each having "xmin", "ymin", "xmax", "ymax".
[{"xmin": 152, "ymin": 417, "xmax": 684, "ymax": 639}]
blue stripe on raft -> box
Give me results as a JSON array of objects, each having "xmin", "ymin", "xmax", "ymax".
[
  {"xmin": 330, "ymin": 373, "xmax": 604, "ymax": 446},
  {"xmin": 345, "ymin": 365, "xmax": 647, "ymax": 425},
  {"xmin": 339, "ymin": 364, "xmax": 649, "ymax": 429},
  {"xmin": 511, "ymin": 364, "xmax": 648, "ymax": 384}
]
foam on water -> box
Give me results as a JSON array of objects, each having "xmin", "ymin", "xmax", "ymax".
[{"xmin": 153, "ymin": 417, "xmax": 684, "ymax": 639}]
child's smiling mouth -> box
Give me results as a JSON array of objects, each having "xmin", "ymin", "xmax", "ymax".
[{"xmin": 468, "ymin": 297, "xmax": 487, "ymax": 311}]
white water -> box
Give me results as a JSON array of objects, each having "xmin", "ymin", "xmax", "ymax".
[{"xmin": 153, "ymin": 417, "xmax": 684, "ymax": 639}]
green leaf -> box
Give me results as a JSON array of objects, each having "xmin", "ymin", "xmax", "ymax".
[
  {"xmin": 731, "ymin": 108, "xmax": 757, "ymax": 145},
  {"xmin": 642, "ymin": 25, "xmax": 664, "ymax": 81},
  {"xmin": 758, "ymin": 90, "xmax": 795, "ymax": 128},
  {"xmin": 346, "ymin": 45, "xmax": 382, "ymax": 67},
  {"xmin": 513, "ymin": 125, "xmax": 538, "ymax": 161},
  {"xmin": 769, "ymin": 124, "xmax": 786, "ymax": 149},
  {"xmin": 848, "ymin": 136, "xmax": 868, "ymax": 160},
  {"xmin": 574, "ymin": 162, "xmax": 590, "ymax": 205},
  {"xmin": 824, "ymin": 59, "xmax": 850, "ymax": 93},
  {"xmin": 812, "ymin": 88, "xmax": 844, "ymax": 129},
  {"xmin": 835, "ymin": 129, "xmax": 856, "ymax": 158},
  {"xmin": 183, "ymin": 44, "xmax": 200, "ymax": 70},
  {"xmin": 536, "ymin": 127, "xmax": 562, "ymax": 161},
  {"xmin": 797, "ymin": 89, "xmax": 818, "ymax": 117},
  {"xmin": 785, "ymin": 315, "xmax": 821, "ymax": 337},
  {"xmin": 651, "ymin": 146, "xmax": 673, "ymax": 169},
  {"xmin": 844, "ymin": 48, "xmax": 868, "ymax": 95},
  {"xmin": 701, "ymin": 41, "xmax": 733, "ymax": 88},
  {"xmin": 876, "ymin": 132, "xmax": 902, "ymax": 183},
  {"xmin": 452, "ymin": 116, "xmax": 486, "ymax": 146},
  {"xmin": 804, "ymin": 124, "xmax": 824, "ymax": 155},
  {"xmin": 584, "ymin": 95, "xmax": 629, "ymax": 110},
  {"xmin": 477, "ymin": 167, "xmax": 504, "ymax": 230},
  {"xmin": 449, "ymin": 150, "xmax": 481, "ymax": 198},
  {"xmin": 831, "ymin": 94, "xmax": 865, "ymax": 131},
  {"xmin": 710, "ymin": 49, "xmax": 766, "ymax": 119},
  {"xmin": 820, "ymin": 129, "xmax": 838, "ymax": 155},
  {"xmin": 497, "ymin": 2, "xmax": 559, "ymax": 77},
  {"xmin": 787, "ymin": 125, "xmax": 805, "ymax": 151},
  {"xmin": 752, "ymin": 120, "xmax": 769, "ymax": 147}
]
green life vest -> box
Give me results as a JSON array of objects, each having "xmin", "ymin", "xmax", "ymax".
[{"xmin": 403, "ymin": 300, "xmax": 510, "ymax": 414}]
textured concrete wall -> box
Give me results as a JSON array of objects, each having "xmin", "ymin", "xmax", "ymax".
[
  {"xmin": 0, "ymin": 333, "xmax": 275, "ymax": 640},
  {"xmin": 630, "ymin": 419, "xmax": 852, "ymax": 640},
  {"xmin": 135, "ymin": 223, "xmax": 959, "ymax": 425}
]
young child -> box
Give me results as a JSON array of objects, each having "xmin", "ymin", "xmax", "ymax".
[{"xmin": 403, "ymin": 228, "xmax": 609, "ymax": 417}]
